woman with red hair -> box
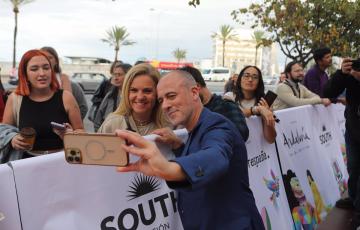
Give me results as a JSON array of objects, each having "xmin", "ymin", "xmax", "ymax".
[{"xmin": 1, "ymin": 49, "xmax": 83, "ymax": 159}]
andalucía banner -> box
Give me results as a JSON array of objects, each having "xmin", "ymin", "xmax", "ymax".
[{"xmin": 274, "ymin": 106, "xmax": 340, "ymax": 230}]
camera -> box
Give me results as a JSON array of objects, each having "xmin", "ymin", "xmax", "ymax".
[
  {"xmin": 65, "ymin": 148, "xmax": 82, "ymax": 164},
  {"xmin": 352, "ymin": 59, "xmax": 360, "ymax": 72}
]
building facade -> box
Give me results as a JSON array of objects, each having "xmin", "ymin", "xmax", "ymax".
[{"xmin": 212, "ymin": 28, "xmax": 279, "ymax": 76}]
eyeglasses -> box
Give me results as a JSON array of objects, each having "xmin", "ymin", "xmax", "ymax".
[
  {"xmin": 112, "ymin": 73, "xmax": 125, "ymax": 77},
  {"xmin": 242, "ymin": 73, "xmax": 259, "ymax": 81}
]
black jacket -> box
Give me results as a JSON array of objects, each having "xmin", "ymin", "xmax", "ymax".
[
  {"xmin": 205, "ymin": 94, "xmax": 249, "ymax": 141},
  {"xmin": 323, "ymin": 70, "xmax": 360, "ymax": 142}
]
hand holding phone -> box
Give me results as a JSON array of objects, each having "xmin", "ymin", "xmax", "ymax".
[
  {"xmin": 51, "ymin": 122, "xmax": 66, "ymax": 131},
  {"xmin": 64, "ymin": 133, "xmax": 129, "ymax": 166},
  {"xmin": 264, "ymin": 90, "xmax": 278, "ymax": 107},
  {"xmin": 351, "ymin": 59, "xmax": 360, "ymax": 72}
]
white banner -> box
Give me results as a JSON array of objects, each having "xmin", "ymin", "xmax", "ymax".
[
  {"xmin": 0, "ymin": 163, "xmax": 22, "ymax": 230},
  {"xmin": 246, "ymin": 117, "xmax": 293, "ymax": 230},
  {"xmin": 274, "ymin": 106, "xmax": 337, "ymax": 229},
  {"xmin": 10, "ymin": 130, "xmax": 188, "ymax": 230},
  {"xmin": 330, "ymin": 104, "xmax": 347, "ymax": 166},
  {"xmin": 309, "ymin": 105, "xmax": 348, "ymax": 197},
  {"xmin": 1, "ymin": 106, "xmax": 348, "ymax": 230}
]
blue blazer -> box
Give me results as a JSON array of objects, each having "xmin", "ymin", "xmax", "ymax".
[{"xmin": 168, "ymin": 108, "xmax": 264, "ymax": 230}]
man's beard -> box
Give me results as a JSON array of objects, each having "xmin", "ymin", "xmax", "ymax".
[{"xmin": 289, "ymin": 75, "xmax": 303, "ymax": 83}]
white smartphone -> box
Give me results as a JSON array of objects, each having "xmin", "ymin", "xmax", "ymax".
[
  {"xmin": 63, "ymin": 133, "xmax": 129, "ymax": 166},
  {"xmin": 50, "ymin": 122, "xmax": 66, "ymax": 130}
]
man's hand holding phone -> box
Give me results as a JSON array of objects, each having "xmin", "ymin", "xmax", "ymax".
[
  {"xmin": 341, "ymin": 58, "xmax": 353, "ymax": 75},
  {"xmin": 115, "ymin": 130, "xmax": 186, "ymax": 181},
  {"xmin": 64, "ymin": 132, "xmax": 129, "ymax": 166}
]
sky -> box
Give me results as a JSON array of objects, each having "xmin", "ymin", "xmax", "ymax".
[{"xmin": 0, "ymin": 0, "xmax": 255, "ymax": 64}]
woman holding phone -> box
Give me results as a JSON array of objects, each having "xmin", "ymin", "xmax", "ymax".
[
  {"xmin": 224, "ymin": 65, "xmax": 276, "ymax": 143},
  {"xmin": 1, "ymin": 49, "xmax": 83, "ymax": 159},
  {"xmin": 98, "ymin": 63, "xmax": 167, "ymax": 135}
]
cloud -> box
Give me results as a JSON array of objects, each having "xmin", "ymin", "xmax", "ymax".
[{"xmin": 0, "ymin": 0, "xmax": 251, "ymax": 63}]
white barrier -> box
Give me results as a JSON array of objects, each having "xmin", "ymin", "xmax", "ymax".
[
  {"xmin": 274, "ymin": 104, "xmax": 347, "ymax": 229},
  {"xmin": 0, "ymin": 105, "xmax": 347, "ymax": 230},
  {"xmin": 9, "ymin": 130, "xmax": 188, "ymax": 230},
  {"xmin": 0, "ymin": 163, "xmax": 22, "ymax": 230},
  {"xmin": 245, "ymin": 117, "xmax": 293, "ymax": 229}
]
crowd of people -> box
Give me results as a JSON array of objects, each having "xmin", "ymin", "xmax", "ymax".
[{"xmin": 0, "ymin": 46, "xmax": 360, "ymax": 229}]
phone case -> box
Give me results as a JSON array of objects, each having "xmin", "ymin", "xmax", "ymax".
[
  {"xmin": 51, "ymin": 122, "xmax": 65, "ymax": 130},
  {"xmin": 63, "ymin": 133, "xmax": 129, "ymax": 166},
  {"xmin": 264, "ymin": 90, "xmax": 278, "ymax": 107}
]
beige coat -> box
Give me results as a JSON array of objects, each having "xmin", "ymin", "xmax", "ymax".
[{"xmin": 272, "ymin": 82, "xmax": 322, "ymax": 111}]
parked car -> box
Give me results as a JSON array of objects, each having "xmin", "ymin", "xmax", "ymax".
[
  {"xmin": 8, "ymin": 68, "xmax": 19, "ymax": 85},
  {"xmin": 202, "ymin": 67, "xmax": 230, "ymax": 81},
  {"xmin": 71, "ymin": 72, "xmax": 108, "ymax": 93},
  {"xmin": 263, "ymin": 75, "xmax": 280, "ymax": 93}
]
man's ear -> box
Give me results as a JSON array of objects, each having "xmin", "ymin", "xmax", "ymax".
[
  {"xmin": 285, "ymin": 72, "xmax": 289, "ymax": 79},
  {"xmin": 190, "ymin": 85, "xmax": 200, "ymax": 99}
]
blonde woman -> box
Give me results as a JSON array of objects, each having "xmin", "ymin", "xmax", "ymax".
[{"xmin": 98, "ymin": 63, "xmax": 167, "ymax": 135}]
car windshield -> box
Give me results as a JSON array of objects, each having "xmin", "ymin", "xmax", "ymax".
[
  {"xmin": 213, "ymin": 69, "xmax": 229, "ymax": 74},
  {"xmin": 263, "ymin": 76, "xmax": 277, "ymax": 84},
  {"xmin": 202, "ymin": 69, "xmax": 211, "ymax": 74}
]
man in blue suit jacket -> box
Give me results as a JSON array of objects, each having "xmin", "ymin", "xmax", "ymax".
[{"xmin": 117, "ymin": 70, "xmax": 264, "ymax": 230}]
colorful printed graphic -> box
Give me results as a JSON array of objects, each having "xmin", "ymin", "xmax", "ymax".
[
  {"xmin": 306, "ymin": 170, "xmax": 331, "ymax": 223},
  {"xmin": 261, "ymin": 207, "xmax": 272, "ymax": 230},
  {"xmin": 341, "ymin": 144, "xmax": 347, "ymax": 165},
  {"xmin": 332, "ymin": 160, "xmax": 348, "ymax": 195},
  {"xmin": 283, "ymin": 170, "xmax": 318, "ymax": 230},
  {"xmin": 263, "ymin": 169, "xmax": 280, "ymax": 209}
]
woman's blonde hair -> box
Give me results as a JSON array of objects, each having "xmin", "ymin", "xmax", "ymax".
[{"xmin": 114, "ymin": 63, "xmax": 166, "ymax": 128}]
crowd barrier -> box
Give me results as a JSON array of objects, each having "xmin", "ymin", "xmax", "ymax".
[{"xmin": 0, "ymin": 104, "xmax": 346, "ymax": 230}]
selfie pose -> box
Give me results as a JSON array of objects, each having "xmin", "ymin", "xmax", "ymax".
[
  {"xmin": 224, "ymin": 65, "xmax": 276, "ymax": 143},
  {"xmin": 0, "ymin": 49, "xmax": 83, "ymax": 161},
  {"xmin": 116, "ymin": 71, "xmax": 265, "ymax": 230},
  {"xmin": 98, "ymin": 63, "xmax": 167, "ymax": 135}
]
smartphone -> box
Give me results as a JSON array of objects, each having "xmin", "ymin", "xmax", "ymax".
[
  {"xmin": 51, "ymin": 122, "xmax": 66, "ymax": 130},
  {"xmin": 63, "ymin": 133, "xmax": 129, "ymax": 166},
  {"xmin": 351, "ymin": 59, "xmax": 360, "ymax": 71},
  {"xmin": 264, "ymin": 90, "xmax": 278, "ymax": 107}
]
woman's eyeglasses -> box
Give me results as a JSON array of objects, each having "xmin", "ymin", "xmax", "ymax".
[{"xmin": 243, "ymin": 73, "xmax": 259, "ymax": 81}]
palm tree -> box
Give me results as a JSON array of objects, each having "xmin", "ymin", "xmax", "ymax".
[
  {"xmin": 9, "ymin": 0, "xmax": 34, "ymax": 68},
  {"xmin": 172, "ymin": 48, "xmax": 187, "ymax": 63},
  {"xmin": 252, "ymin": 30, "xmax": 266, "ymax": 66},
  {"xmin": 101, "ymin": 26, "xmax": 135, "ymax": 62},
  {"xmin": 211, "ymin": 25, "xmax": 237, "ymax": 67}
]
